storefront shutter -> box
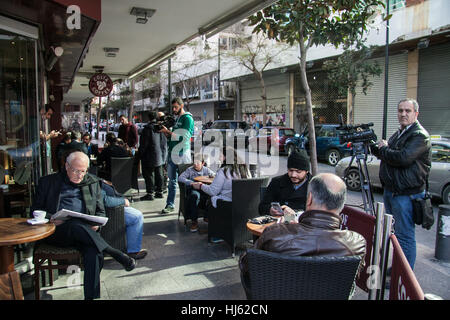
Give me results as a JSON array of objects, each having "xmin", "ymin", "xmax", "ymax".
[
  {"xmin": 354, "ymin": 53, "xmax": 408, "ymax": 140},
  {"xmin": 417, "ymin": 42, "xmax": 450, "ymax": 138}
]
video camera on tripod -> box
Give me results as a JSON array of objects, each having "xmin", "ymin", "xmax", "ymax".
[
  {"xmin": 338, "ymin": 116, "xmax": 377, "ymax": 145},
  {"xmin": 338, "ymin": 114, "xmax": 378, "ymax": 215}
]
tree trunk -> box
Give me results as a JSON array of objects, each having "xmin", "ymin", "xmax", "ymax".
[
  {"xmin": 298, "ymin": 44, "xmax": 318, "ymax": 176},
  {"xmin": 256, "ymin": 71, "xmax": 267, "ymax": 126},
  {"xmin": 96, "ymin": 99, "xmax": 101, "ymax": 140},
  {"xmin": 129, "ymin": 79, "xmax": 135, "ymax": 123}
]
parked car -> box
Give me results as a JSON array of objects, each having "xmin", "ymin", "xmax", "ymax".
[
  {"xmin": 285, "ymin": 124, "xmax": 353, "ymax": 166},
  {"xmin": 248, "ymin": 126, "xmax": 296, "ymax": 155},
  {"xmin": 202, "ymin": 120, "xmax": 250, "ymax": 147},
  {"xmin": 335, "ymin": 137, "xmax": 450, "ymax": 204}
]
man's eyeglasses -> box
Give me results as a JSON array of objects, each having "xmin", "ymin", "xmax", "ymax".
[{"xmin": 67, "ymin": 162, "xmax": 88, "ymax": 176}]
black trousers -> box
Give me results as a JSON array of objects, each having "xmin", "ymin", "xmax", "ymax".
[
  {"xmin": 186, "ymin": 188, "xmax": 208, "ymax": 221},
  {"xmin": 45, "ymin": 219, "xmax": 109, "ymax": 300},
  {"xmin": 141, "ymin": 164, "xmax": 163, "ymax": 194}
]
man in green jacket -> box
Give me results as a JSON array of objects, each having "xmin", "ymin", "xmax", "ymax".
[{"xmin": 159, "ymin": 97, "xmax": 194, "ymax": 213}]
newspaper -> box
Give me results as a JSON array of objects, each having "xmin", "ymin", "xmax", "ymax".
[{"xmin": 51, "ymin": 209, "xmax": 108, "ymax": 226}]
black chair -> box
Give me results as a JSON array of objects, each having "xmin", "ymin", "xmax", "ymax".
[
  {"xmin": 260, "ymin": 186, "xmax": 267, "ymax": 204},
  {"xmin": 177, "ymin": 163, "xmax": 192, "ymax": 223},
  {"xmin": 100, "ymin": 205, "xmax": 127, "ymax": 253},
  {"xmin": 245, "ymin": 248, "xmax": 362, "ymax": 300},
  {"xmin": 207, "ymin": 177, "xmax": 270, "ymax": 256},
  {"xmin": 111, "ymin": 157, "xmax": 139, "ymax": 200}
]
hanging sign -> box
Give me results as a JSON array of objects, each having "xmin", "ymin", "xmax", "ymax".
[{"xmin": 89, "ymin": 73, "xmax": 113, "ymax": 97}]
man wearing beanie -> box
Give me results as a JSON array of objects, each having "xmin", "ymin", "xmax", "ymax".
[{"xmin": 259, "ymin": 149, "xmax": 311, "ymax": 216}]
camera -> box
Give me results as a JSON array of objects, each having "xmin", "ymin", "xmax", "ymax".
[
  {"xmin": 153, "ymin": 114, "xmax": 176, "ymax": 132},
  {"xmin": 337, "ymin": 114, "xmax": 377, "ymax": 145}
]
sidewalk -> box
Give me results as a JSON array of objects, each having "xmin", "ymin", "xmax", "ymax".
[{"xmin": 20, "ymin": 148, "xmax": 449, "ymax": 300}]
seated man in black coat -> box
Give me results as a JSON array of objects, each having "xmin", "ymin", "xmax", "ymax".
[
  {"xmin": 259, "ymin": 149, "xmax": 311, "ymax": 216},
  {"xmin": 31, "ymin": 151, "xmax": 136, "ymax": 300},
  {"xmin": 97, "ymin": 132, "xmax": 130, "ymax": 181}
]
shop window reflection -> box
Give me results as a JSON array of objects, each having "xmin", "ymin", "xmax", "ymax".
[{"xmin": 0, "ymin": 30, "xmax": 39, "ymax": 189}]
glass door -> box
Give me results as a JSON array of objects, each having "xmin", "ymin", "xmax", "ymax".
[{"xmin": 0, "ymin": 29, "xmax": 39, "ymax": 195}]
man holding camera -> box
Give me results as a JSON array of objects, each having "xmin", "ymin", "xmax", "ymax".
[
  {"xmin": 371, "ymin": 98, "xmax": 431, "ymax": 269},
  {"xmin": 138, "ymin": 111, "xmax": 168, "ymax": 201},
  {"xmin": 159, "ymin": 97, "xmax": 195, "ymax": 214}
]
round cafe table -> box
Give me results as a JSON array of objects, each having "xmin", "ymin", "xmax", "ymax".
[
  {"xmin": 246, "ymin": 220, "xmax": 277, "ymax": 237},
  {"xmin": 194, "ymin": 175, "xmax": 214, "ymax": 185},
  {"xmin": 0, "ymin": 218, "xmax": 55, "ymax": 274}
]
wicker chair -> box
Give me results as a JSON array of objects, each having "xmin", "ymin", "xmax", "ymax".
[
  {"xmin": 245, "ymin": 248, "xmax": 362, "ymax": 300},
  {"xmin": 207, "ymin": 177, "xmax": 270, "ymax": 256},
  {"xmin": 33, "ymin": 205, "xmax": 127, "ymax": 300},
  {"xmin": 177, "ymin": 164, "xmax": 192, "ymax": 222},
  {"xmin": 33, "ymin": 243, "xmax": 81, "ymax": 300},
  {"xmin": 111, "ymin": 157, "xmax": 139, "ymax": 200},
  {"xmin": 100, "ymin": 205, "xmax": 127, "ymax": 253}
]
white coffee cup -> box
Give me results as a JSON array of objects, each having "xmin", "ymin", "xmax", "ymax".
[{"xmin": 33, "ymin": 210, "xmax": 46, "ymax": 221}]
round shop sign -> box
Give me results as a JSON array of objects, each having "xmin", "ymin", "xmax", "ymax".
[{"xmin": 89, "ymin": 73, "xmax": 113, "ymax": 97}]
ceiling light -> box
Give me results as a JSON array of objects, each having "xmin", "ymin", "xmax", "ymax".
[
  {"xmin": 45, "ymin": 46, "xmax": 64, "ymax": 71},
  {"xmin": 130, "ymin": 7, "xmax": 156, "ymax": 25},
  {"xmin": 104, "ymin": 47, "xmax": 119, "ymax": 58}
]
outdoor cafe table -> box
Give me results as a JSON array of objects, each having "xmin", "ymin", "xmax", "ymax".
[
  {"xmin": 194, "ymin": 176, "xmax": 214, "ymax": 185},
  {"xmin": 246, "ymin": 220, "xmax": 277, "ymax": 237},
  {"xmin": 0, "ymin": 218, "xmax": 55, "ymax": 274}
]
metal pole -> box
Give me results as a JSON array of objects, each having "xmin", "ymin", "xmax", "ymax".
[
  {"xmin": 218, "ymin": 37, "xmax": 221, "ymax": 103},
  {"xmin": 382, "ymin": 0, "xmax": 390, "ymax": 140},
  {"xmin": 377, "ymin": 213, "xmax": 393, "ymax": 300},
  {"xmin": 368, "ymin": 202, "xmax": 384, "ymax": 300},
  {"xmin": 168, "ymin": 58, "xmax": 172, "ymax": 115}
]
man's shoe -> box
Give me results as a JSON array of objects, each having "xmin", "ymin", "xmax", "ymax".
[
  {"xmin": 161, "ymin": 205, "xmax": 174, "ymax": 214},
  {"xmin": 154, "ymin": 192, "xmax": 164, "ymax": 199},
  {"xmin": 128, "ymin": 249, "xmax": 148, "ymax": 260},
  {"xmin": 140, "ymin": 194, "xmax": 154, "ymax": 201},
  {"xmin": 210, "ymin": 237, "xmax": 224, "ymax": 244},
  {"xmin": 190, "ymin": 221, "xmax": 199, "ymax": 232},
  {"xmin": 124, "ymin": 257, "xmax": 136, "ymax": 272}
]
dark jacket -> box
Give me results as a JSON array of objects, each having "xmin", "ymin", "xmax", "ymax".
[
  {"xmin": 138, "ymin": 121, "xmax": 167, "ymax": 167},
  {"xmin": 259, "ymin": 173, "xmax": 311, "ymax": 215},
  {"xmin": 118, "ymin": 123, "xmax": 138, "ymax": 148},
  {"xmin": 86, "ymin": 143, "xmax": 99, "ymax": 158},
  {"xmin": 31, "ymin": 171, "xmax": 105, "ymax": 220},
  {"xmin": 31, "ymin": 170, "xmax": 109, "ymax": 257},
  {"xmin": 97, "ymin": 144, "xmax": 130, "ymax": 180},
  {"xmin": 239, "ymin": 209, "xmax": 367, "ymax": 277},
  {"xmin": 372, "ymin": 121, "xmax": 431, "ymax": 195}
]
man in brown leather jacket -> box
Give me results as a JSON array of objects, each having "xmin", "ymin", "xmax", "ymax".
[{"xmin": 239, "ymin": 173, "xmax": 366, "ymax": 297}]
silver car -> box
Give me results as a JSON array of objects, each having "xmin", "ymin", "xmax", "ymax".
[{"xmin": 335, "ymin": 137, "xmax": 450, "ymax": 204}]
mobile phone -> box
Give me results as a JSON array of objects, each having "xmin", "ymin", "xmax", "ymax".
[{"xmin": 271, "ymin": 202, "xmax": 283, "ymax": 214}]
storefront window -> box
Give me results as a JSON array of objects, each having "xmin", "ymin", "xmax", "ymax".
[{"xmin": 0, "ymin": 29, "xmax": 39, "ymax": 187}]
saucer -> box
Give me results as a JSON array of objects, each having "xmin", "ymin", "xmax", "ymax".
[{"xmin": 27, "ymin": 218, "xmax": 49, "ymax": 225}]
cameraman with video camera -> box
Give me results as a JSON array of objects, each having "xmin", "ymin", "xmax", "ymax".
[
  {"xmin": 371, "ymin": 98, "xmax": 431, "ymax": 269},
  {"xmin": 158, "ymin": 97, "xmax": 195, "ymax": 214},
  {"xmin": 138, "ymin": 111, "xmax": 167, "ymax": 201}
]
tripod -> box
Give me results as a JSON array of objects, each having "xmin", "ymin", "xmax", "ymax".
[{"xmin": 346, "ymin": 141, "xmax": 375, "ymax": 215}]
